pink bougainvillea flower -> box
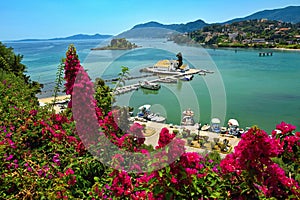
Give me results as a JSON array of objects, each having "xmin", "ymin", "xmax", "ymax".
[
  {"xmin": 276, "ymin": 121, "xmax": 296, "ymax": 134},
  {"xmin": 170, "ymin": 176, "xmax": 178, "ymax": 184},
  {"xmin": 65, "ymin": 168, "xmax": 74, "ymax": 176},
  {"xmin": 68, "ymin": 176, "xmax": 77, "ymax": 186},
  {"xmin": 52, "ymin": 154, "xmax": 61, "ymax": 166},
  {"xmin": 185, "ymin": 167, "xmax": 198, "ymax": 176},
  {"xmin": 6, "ymin": 154, "xmax": 13, "ymax": 161},
  {"xmin": 29, "ymin": 109, "xmax": 38, "ymax": 116}
]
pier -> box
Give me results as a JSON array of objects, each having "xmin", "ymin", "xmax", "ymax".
[
  {"xmin": 104, "ymin": 74, "xmax": 156, "ymax": 83},
  {"xmin": 113, "ymin": 68, "xmax": 208, "ymax": 95},
  {"xmin": 259, "ymin": 52, "xmax": 273, "ymax": 56}
]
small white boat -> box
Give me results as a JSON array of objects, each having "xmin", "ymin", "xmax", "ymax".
[
  {"xmin": 140, "ymin": 81, "xmax": 161, "ymax": 90},
  {"xmin": 198, "ymin": 71, "xmax": 206, "ymax": 76},
  {"xmin": 137, "ymin": 105, "xmax": 166, "ymax": 123},
  {"xmin": 150, "ymin": 113, "xmax": 166, "ymax": 123},
  {"xmin": 180, "ymin": 75, "xmax": 194, "ymax": 81},
  {"xmin": 158, "ymin": 77, "xmax": 178, "ymax": 83}
]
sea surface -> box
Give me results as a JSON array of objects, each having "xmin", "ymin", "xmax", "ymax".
[{"xmin": 4, "ymin": 38, "xmax": 300, "ymax": 133}]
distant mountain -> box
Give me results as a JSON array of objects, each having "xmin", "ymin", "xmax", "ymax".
[
  {"xmin": 117, "ymin": 19, "xmax": 208, "ymax": 38},
  {"xmin": 132, "ymin": 19, "xmax": 208, "ymax": 33},
  {"xmin": 50, "ymin": 33, "xmax": 112, "ymax": 40},
  {"xmin": 223, "ymin": 6, "xmax": 300, "ymax": 24},
  {"xmin": 15, "ymin": 34, "xmax": 112, "ymax": 42}
]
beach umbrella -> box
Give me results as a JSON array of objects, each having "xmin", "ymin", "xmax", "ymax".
[
  {"xmin": 139, "ymin": 104, "xmax": 151, "ymax": 110},
  {"xmin": 211, "ymin": 118, "xmax": 221, "ymax": 124},
  {"xmin": 228, "ymin": 119, "xmax": 239, "ymax": 126}
]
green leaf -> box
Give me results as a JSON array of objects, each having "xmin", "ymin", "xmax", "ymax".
[
  {"xmin": 166, "ymin": 166, "xmax": 170, "ymax": 174},
  {"xmin": 94, "ymin": 177, "xmax": 100, "ymax": 182},
  {"xmin": 210, "ymin": 179, "xmax": 217, "ymax": 187},
  {"xmin": 158, "ymin": 170, "xmax": 163, "ymax": 177}
]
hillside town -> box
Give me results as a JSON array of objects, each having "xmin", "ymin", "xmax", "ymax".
[{"xmin": 173, "ymin": 19, "xmax": 300, "ymax": 49}]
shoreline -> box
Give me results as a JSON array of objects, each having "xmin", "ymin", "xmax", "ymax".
[
  {"xmin": 194, "ymin": 44, "xmax": 300, "ymax": 52},
  {"xmin": 38, "ymin": 95, "xmax": 70, "ymax": 104},
  {"xmin": 271, "ymin": 47, "xmax": 300, "ymax": 52}
]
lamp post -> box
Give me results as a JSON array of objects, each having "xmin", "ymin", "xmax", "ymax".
[{"xmin": 197, "ymin": 122, "xmax": 201, "ymax": 147}]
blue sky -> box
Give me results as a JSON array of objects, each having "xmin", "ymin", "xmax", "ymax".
[{"xmin": 1, "ymin": 0, "xmax": 300, "ymax": 40}]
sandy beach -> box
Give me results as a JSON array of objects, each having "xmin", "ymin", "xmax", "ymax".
[
  {"xmin": 38, "ymin": 95, "xmax": 70, "ymax": 104},
  {"xmin": 38, "ymin": 95, "xmax": 70, "ymax": 113},
  {"xmin": 272, "ymin": 47, "xmax": 300, "ymax": 52}
]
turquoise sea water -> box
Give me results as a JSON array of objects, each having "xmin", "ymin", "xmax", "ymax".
[{"xmin": 4, "ymin": 39, "xmax": 300, "ymax": 133}]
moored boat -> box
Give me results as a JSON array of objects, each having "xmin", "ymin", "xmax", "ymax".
[
  {"xmin": 149, "ymin": 113, "xmax": 166, "ymax": 123},
  {"xmin": 140, "ymin": 81, "xmax": 161, "ymax": 90},
  {"xmin": 180, "ymin": 74, "xmax": 194, "ymax": 81},
  {"xmin": 137, "ymin": 104, "xmax": 166, "ymax": 123}
]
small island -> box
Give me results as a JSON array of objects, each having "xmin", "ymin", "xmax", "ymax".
[{"xmin": 91, "ymin": 38, "xmax": 140, "ymax": 50}]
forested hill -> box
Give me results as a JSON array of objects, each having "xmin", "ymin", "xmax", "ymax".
[
  {"xmin": 132, "ymin": 20, "xmax": 208, "ymax": 33},
  {"xmin": 223, "ymin": 6, "xmax": 300, "ymax": 24}
]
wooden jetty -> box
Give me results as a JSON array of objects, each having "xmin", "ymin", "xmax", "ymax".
[
  {"xmin": 259, "ymin": 52, "xmax": 273, "ymax": 56},
  {"xmin": 104, "ymin": 74, "xmax": 156, "ymax": 83},
  {"xmin": 113, "ymin": 69, "xmax": 205, "ymax": 95}
]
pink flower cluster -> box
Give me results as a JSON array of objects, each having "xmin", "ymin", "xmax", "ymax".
[
  {"xmin": 275, "ymin": 121, "xmax": 297, "ymax": 135},
  {"xmin": 39, "ymin": 113, "xmax": 85, "ymax": 155},
  {"xmin": 64, "ymin": 45, "xmax": 82, "ymax": 97},
  {"xmin": 93, "ymin": 148, "xmax": 219, "ymax": 199},
  {"xmin": 156, "ymin": 127, "xmax": 175, "ymax": 149},
  {"xmin": 220, "ymin": 125, "xmax": 299, "ymax": 198},
  {"xmin": 272, "ymin": 121, "xmax": 300, "ymax": 160}
]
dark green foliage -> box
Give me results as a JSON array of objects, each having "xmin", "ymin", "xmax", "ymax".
[
  {"xmin": 94, "ymin": 78, "xmax": 113, "ymax": 115},
  {"xmin": 0, "ymin": 73, "xmax": 40, "ymax": 115},
  {"xmin": 0, "ymin": 42, "xmax": 25, "ymax": 76},
  {"xmin": 0, "ymin": 42, "xmax": 42, "ymax": 95}
]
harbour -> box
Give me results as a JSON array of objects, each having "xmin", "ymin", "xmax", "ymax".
[{"xmin": 113, "ymin": 68, "xmax": 210, "ymax": 95}]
